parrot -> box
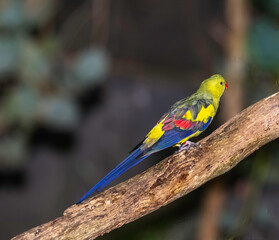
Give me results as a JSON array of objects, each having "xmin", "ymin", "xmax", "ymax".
[{"xmin": 77, "ymin": 74, "xmax": 227, "ymax": 204}]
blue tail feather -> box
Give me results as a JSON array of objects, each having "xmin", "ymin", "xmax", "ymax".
[{"xmin": 77, "ymin": 147, "xmax": 149, "ymax": 204}]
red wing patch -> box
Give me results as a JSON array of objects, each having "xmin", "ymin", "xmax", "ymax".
[
  {"xmin": 173, "ymin": 119, "xmax": 195, "ymax": 129},
  {"xmin": 162, "ymin": 123, "xmax": 173, "ymax": 131},
  {"xmin": 161, "ymin": 116, "xmax": 196, "ymax": 131},
  {"xmin": 161, "ymin": 116, "xmax": 174, "ymax": 131}
]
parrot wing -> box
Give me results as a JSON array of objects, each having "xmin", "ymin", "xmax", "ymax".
[{"xmin": 141, "ymin": 97, "xmax": 214, "ymax": 154}]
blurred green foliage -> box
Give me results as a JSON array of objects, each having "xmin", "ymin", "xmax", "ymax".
[
  {"xmin": 0, "ymin": 0, "xmax": 110, "ymax": 167},
  {"xmin": 248, "ymin": 19, "xmax": 279, "ymax": 74}
]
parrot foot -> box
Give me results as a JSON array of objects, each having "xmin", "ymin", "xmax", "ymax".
[{"xmin": 176, "ymin": 141, "xmax": 200, "ymax": 153}]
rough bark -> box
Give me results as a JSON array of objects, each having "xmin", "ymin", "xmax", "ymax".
[{"xmin": 12, "ymin": 92, "xmax": 279, "ymax": 240}]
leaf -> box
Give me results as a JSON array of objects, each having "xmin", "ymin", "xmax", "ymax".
[
  {"xmin": 39, "ymin": 97, "xmax": 79, "ymax": 129},
  {"xmin": 72, "ymin": 47, "xmax": 110, "ymax": 87},
  {"xmin": 248, "ymin": 19, "xmax": 279, "ymax": 73}
]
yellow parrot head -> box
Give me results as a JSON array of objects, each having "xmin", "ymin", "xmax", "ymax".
[{"xmin": 199, "ymin": 74, "xmax": 228, "ymax": 98}]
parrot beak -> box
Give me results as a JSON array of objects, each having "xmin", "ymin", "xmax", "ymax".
[{"xmin": 225, "ymin": 83, "xmax": 228, "ymax": 89}]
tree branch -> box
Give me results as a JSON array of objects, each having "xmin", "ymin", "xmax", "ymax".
[{"xmin": 12, "ymin": 92, "xmax": 279, "ymax": 240}]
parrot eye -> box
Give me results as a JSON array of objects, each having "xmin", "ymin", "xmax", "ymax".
[{"xmin": 220, "ymin": 82, "xmax": 223, "ymax": 85}]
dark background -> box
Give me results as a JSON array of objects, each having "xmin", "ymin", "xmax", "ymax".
[{"xmin": 1, "ymin": 0, "xmax": 279, "ymax": 239}]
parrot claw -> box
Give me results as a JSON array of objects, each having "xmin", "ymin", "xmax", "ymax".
[{"xmin": 176, "ymin": 141, "xmax": 200, "ymax": 153}]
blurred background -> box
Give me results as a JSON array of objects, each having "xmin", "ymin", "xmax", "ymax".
[{"xmin": 0, "ymin": 0, "xmax": 279, "ymax": 239}]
